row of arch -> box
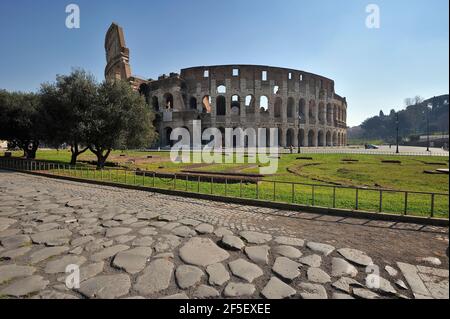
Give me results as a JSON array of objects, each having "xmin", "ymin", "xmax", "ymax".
[
  {"xmin": 150, "ymin": 93, "xmax": 347, "ymax": 124},
  {"xmin": 162, "ymin": 126, "xmax": 347, "ymax": 148}
]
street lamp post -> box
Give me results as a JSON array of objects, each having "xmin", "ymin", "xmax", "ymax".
[
  {"xmin": 396, "ymin": 112, "xmax": 400, "ymax": 154},
  {"xmin": 426, "ymin": 103, "xmax": 431, "ymax": 152}
]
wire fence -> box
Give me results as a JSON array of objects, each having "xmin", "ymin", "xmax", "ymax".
[{"xmin": 0, "ymin": 158, "xmax": 448, "ymax": 219}]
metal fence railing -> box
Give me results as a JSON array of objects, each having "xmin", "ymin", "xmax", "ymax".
[{"xmin": 0, "ymin": 158, "xmax": 448, "ymax": 219}]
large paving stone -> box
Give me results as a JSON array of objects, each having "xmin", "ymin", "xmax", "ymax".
[
  {"xmin": 338, "ymin": 248, "xmax": 373, "ymax": 267},
  {"xmin": 332, "ymin": 277, "xmax": 364, "ymax": 294},
  {"xmin": 91, "ymin": 245, "xmax": 130, "ymax": 262},
  {"xmin": 299, "ymin": 283, "xmax": 327, "ymax": 299},
  {"xmin": 206, "ymin": 263, "xmax": 230, "ymax": 286},
  {"xmin": 138, "ymin": 227, "xmax": 158, "ymax": 236},
  {"xmin": 0, "ymin": 235, "xmax": 31, "ymax": 248},
  {"xmin": 194, "ymin": 285, "xmax": 220, "ymax": 298},
  {"xmin": 366, "ymin": 274, "xmax": 397, "ymax": 295},
  {"xmin": 175, "ymin": 265, "xmax": 204, "ymax": 289},
  {"xmin": 30, "ymin": 246, "xmax": 70, "ymax": 264},
  {"xmin": 195, "ymin": 223, "xmax": 214, "ymax": 234},
  {"xmin": 221, "ymin": 235, "xmax": 245, "ymax": 251},
  {"xmin": 299, "ymin": 254, "xmax": 322, "ymax": 268},
  {"xmin": 172, "ymin": 226, "xmax": 196, "ymax": 238},
  {"xmin": 224, "ymin": 282, "xmax": 255, "ymax": 297},
  {"xmin": 153, "ymin": 234, "xmax": 181, "ymax": 253},
  {"xmin": 44, "ymin": 255, "xmax": 87, "ymax": 274},
  {"xmin": 331, "ymin": 258, "xmax": 358, "ymax": 278},
  {"xmin": 240, "ymin": 231, "xmax": 272, "ymax": 244},
  {"xmin": 272, "ymin": 257, "xmax": 301, "ymax": 281},
  {"xmin": 0, "ymin": 264, "xmax": 36, "ymax": 283},
  {"xmin": 0, "ymin": 276, "xmax": 49, "ymax": 297},
  {"xmin": 214, "ymin": 227, "xmax": 233, "ymax": 238},
  {"xmin": 306, "ymin": 242, "xmax": 335, "ymax": 256},
  {"xmin": 132, "ymin": 236, "xmax": 155, "ymax": 247},
  {"xmin": 112, "ymin": 247, "xmax": 152, "ymax": 274},
  {"xmin": 307, "ymin": 267, "xmax": 331, "ymax": 284},
  {"xmin": 71, "ymin": 236, "xmax": 95, "ymax": 247},
  {"xmin": 261, "ymin": 277, "xmax": 296, "ymax": 299},
  {"xmin": 245, "ymin": 245, "xmax": 270, "ymax": 265},
  {"xmin": 229, "ymin": 259, "xmax": 263, "ymax": 283},
  {"xmin": 136, "ymin": 211, "xmax": 160, "ymax": 220},
  {"xmin": 78, "ymin": 274, "xmax": 131, "ymax": 299},
  {"xmin": 274, "ymin": 236, "xmax": 304, "ymax": 247},
  {"xmin": 31, "ymin": 229, "xmax": 72, "ymax": 246},
  {"xmin": 179, "ymin": 237, "xmax": 230, "ymax": 267},
  {"xmin": 397, "ymin": 262, "xmax": 430, "ymax": 297},
  {"xmin": 135, "ymin": 259, "xmax": 175, "ymax": 295},
  {"xmin": 273, "ymin": 245, "xmax": 302, "ymax": 259},
  {"xmin": 352, "ymin": 288, "xmax": 380, "ymax": 299},
  {"xmin": 0, "ymin": 246, "xmax": 31, "ymax": 260},
  {"xmin": 105, "ymin": 227, "xmax": 132, "ymax": 238}
]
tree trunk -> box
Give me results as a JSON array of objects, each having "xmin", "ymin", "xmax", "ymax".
[
  {"xmin": 26, "ymin": 141, "xmax": 39, "ymax": 159},
  {"xmin": 89, "ymin": 147, "xmax": 111, "ymax": 170},
  {"xmin": 70, "ymin": 144, "xmax": 88, "ymax": 166}
]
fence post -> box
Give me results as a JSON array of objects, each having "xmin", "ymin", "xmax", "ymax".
[
  {"xmin": 379, "ymin": 190, "xmax": 383, "ymax": 213},
  {"xmin": 197, "ymin": 176, "xmax": 200, "ymax": 193},
  {"xmin": 225, "ymin": 178, "xmax": 228, "ymax": 197},
  {"xmin": 312, "ymin": 185, "xmax": 315, "ymax": 206},
  {"xmin": 124, "ymin": 170, "xmax": 127, "ymax": 184},
  {"xmin": 291, "ymin": 183, "xmax": 295, "ymax": 203},
  {"xmin": 255, "ymin": 181, "xmax": 258, "ymax": 200},
  {"xmin": 240, "ymin": 180, "xmax": 243, "ymax": 198},
  {"xmin": 143, "ymin": 172, "xmax": 146, "ymax": 186},
  {"xmin": 153, "ymin": 173, "xmax": 156, "ymax": 187},
  {"xmin": 134, "ymin": 171, "xmax": 137, "ymax": 185},
  {"xmin": 174, "ymin": 174, "xmax": 177, "ymax": 190},
  {"xmin": 211, "ymin": 177, "xmax": 213, "ymax": 195},
  {"xmin": 273, "ymin": 182, "xmax": 276, "ymax": 201},
  {"xmin": 355, "ymin": 188, "xmax": 359, "ymax": 210},
  {"xmin": 431, "ymin": 194, "xmax": 435, "ymax": 218},
  {"xmin": 404, "ymin": 192, "xmax": 408, "ymax": 215},
  {"xmin": 185, "ymin": 175, "xmax": 188, "ymax": 191},
  {"xmin": 333, "ymin": 187, "xmax": 336, "ymax": 208}
]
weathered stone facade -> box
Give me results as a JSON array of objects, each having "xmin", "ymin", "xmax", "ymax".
[{"xmin": 105, "ymin": 23, "xmax": 348, "ymax": 148}]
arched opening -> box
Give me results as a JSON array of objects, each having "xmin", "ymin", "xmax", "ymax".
[
  {"xmin": 231, "ymin": 95, "xmax": 241, "ymax": 116},
  {"xmin": 260, "ymin": 96, "xmax": 269, "ymax": 113},
  {"xmin": 299, "ymin": 99, "xmax": 306, "ymax": 123},
  {"xmin": 202, "ymin": 95, "xmax": 211, "ymax": 114},
  {"xmin": 216, "ymin": 96, "xmax": 226, "ymax": 116},
  {"xmin": 274, "ymin": 97, "xmax": 282, "ymax": 118},
  {"xmin": 309, "ymin": 100, "xmax": 316, "ymax": 122},
  {"xmin": 151, "ymin": 96, "xmax": 160, "ymax": 112},
  {"xmin": 164, "ymin": 127, "xmax": 173, "ymax": 147},
  {"xmin": 318, "ymin": 130, "xmax": 325, "ymax": 147},
  {"xmin": 287, "ymin": 97, "xmax": 294, "ymax": 118},
  {"xmin": 326, "ymin": 103, "xmax": 332, "ymax": 124},
  {"xmin": 319, "ymin": 102, "xmax": 325, "ymax": 124},
  {"xmin": 299, "ymin": 129, "xmax": 305, "ymax": 147},
  {"xmin": 326, "ymin": 131, "xmax": 332, "ymax": 146},
  {"xmin": 333, "ymin": 132, "xmax": 338, "ymax": 146},
  {"xmin": 163, "ymin": 93, "xmax": 174, "ymax": 110},
  {"xmin": 245, "ymin": 95, "xmax": 255, "ymax": 114},
  {"xmin": 273, "ymin": 85, "xmax": 280, "ymax": 95},
  {"xmin": 189, "ymin": 97, "xmax": 197, "ymax": 110},
  {"xmin": 286, "ymin": 129, "xmax": 294, "ymax": 147},
  {"xmin": 308, "ymin": 130, "xmax": 315, "ymax": 147},
  {"xmin": 217, "ymin": 85, "xmax": 226, "ymax": 94}
]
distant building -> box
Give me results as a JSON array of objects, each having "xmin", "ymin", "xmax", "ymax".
[{"xmin": 105, "ymin": 23, "xmax": 348, "ymax": 148}]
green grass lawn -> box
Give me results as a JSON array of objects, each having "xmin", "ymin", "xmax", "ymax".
[{"xmin": 2, "ymin": 149, "xmax": 448, "ymax": 217}]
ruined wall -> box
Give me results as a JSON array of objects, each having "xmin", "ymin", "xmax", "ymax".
[{"xmin": 142, "ymin": 65, "xmax": 348, "ymax": 147}]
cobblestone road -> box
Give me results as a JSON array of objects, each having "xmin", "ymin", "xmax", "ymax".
[{"xmin": 0, "ymin": 171, "xmax": 448, "ymax": 299}]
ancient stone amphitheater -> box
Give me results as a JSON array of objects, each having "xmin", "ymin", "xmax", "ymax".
[{"xmin": 105, "ymin": 23, "xmax": 348, "ymax": 148}]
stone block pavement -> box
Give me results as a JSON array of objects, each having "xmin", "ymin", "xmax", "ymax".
[{"xmin": 0, "ymin": 170, "xmax": 448, "ymax": 299}]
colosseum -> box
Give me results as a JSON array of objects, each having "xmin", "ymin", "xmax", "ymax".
[{"xmin": 105, "ymin": 23, "xmax": 348, "ymax": 149}]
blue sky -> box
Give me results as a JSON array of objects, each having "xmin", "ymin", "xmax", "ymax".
[{"xmin": 0, "ymin": 0, "xmax": 448, "ymax": 126}]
